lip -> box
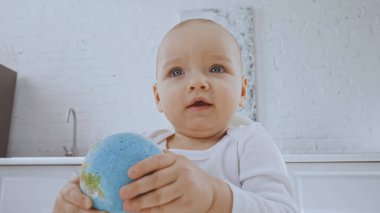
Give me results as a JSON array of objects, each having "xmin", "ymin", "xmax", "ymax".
[{"xmin": 186, "ymin": 97, "xmax": 213, "ymax": 111}]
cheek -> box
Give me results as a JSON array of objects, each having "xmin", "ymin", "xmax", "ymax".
[
  {"xmin": 159, "ymin": 85, "xmax": 183, "ymax": 107},
  {"xmin": 217, "ymin": 81, "xmax": 241, "ymax": 99}
]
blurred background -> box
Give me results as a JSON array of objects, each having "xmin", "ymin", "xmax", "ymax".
[{"xmin": 0, "ymin": 0, "xmax": 379, "ymax": 157}]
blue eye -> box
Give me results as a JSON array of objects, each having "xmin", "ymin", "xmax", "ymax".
[
  {"xmin": 170, "ymin": 68, "xmax": 184, "ymax": 77},
  {"xmin": 210, "ymin": 65, "xmax": 224, "ymax": 73}
]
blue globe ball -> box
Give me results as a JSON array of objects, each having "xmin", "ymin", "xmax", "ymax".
[{"xmin": 80, "ymin": 133, "xmax": 162, "ymax": 213}]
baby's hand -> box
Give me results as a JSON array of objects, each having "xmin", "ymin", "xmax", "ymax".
[
  {"xmin": 119, "ymin": 151, "xmax": 216, "ymax": 213},
  {"xmin": 53, "ymin": 177, "xmax": 106, "ymax": 213}
]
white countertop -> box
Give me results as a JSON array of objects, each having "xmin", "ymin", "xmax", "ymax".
[
  {"xmin": 0, "ymin": 157, "xmax": 85, "ymax": 165},
  {"xmin": 283, "ymin": 153, "xmax": 380, "ymax": 163},
  {"xmin": 0, "ymin": 154, "xmax": 380, "ymax": 165}
]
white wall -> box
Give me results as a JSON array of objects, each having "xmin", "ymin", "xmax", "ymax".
[{"xmin": 0, "ymin": 0, "xmax": 379, "ymax": 156}]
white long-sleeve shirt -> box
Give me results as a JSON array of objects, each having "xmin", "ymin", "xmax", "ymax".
[{"xmin": 146, "ymin": 122, "xmax": 297, "ymax": 213}]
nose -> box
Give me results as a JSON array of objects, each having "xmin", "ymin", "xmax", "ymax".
[{"xmin": 187, "ymin": 73, "xmax": 210, "ymax": 92}]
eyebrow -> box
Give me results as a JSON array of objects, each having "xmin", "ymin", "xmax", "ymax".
[
  {"xmin": 162, "ymin": 54, "xmax": 233, "ymax": 67},
  {"xmin": 157, "ymin": 53, "xmax": 236, "ymax": 78},
  {"xmin": 206, "ymin": 54, "xmax": 234, "ymax": 64},
  {"xmin": 161, "ymin": 57, "xmax": 184, "ymax": 70}
]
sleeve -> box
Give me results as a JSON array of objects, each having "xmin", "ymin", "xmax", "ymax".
[
  {"xmin": 142, "ymin": 128, "xmax": 174, "ymax": 149},
  {"xmin": 227, "ymin": 123, "xmax": 298, "ymax": 213}
]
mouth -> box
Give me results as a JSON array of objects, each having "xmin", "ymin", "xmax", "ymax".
[{"xmin": 186, "ymin": 98, "xmax": 212, "ymax": 111}]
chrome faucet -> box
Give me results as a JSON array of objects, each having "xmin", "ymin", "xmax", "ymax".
[{"xmin": 63, "ymin": 108, "xmax": 78, "ymax": 157}]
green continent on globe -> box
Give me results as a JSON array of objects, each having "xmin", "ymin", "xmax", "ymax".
[{"xmin": 81, "ymin": 163, "xmax": 104, "ymax": 197}]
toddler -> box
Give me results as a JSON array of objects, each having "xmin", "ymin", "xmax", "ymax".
[{"xmin": 53, "ymin": 19, "xmax": 297, "ymax": 213}]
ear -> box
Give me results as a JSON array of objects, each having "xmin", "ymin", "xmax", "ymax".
[
  {"xmin": 239, "ymin": 77, "xmax": 248, "ymax": 107},
  {"xmin": 153, "ymin": 83, "xmax": 163, "ymax": 112}
]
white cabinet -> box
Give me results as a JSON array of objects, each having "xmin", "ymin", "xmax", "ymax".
[
  {"xmin": 0, "ymin": 158, "xmax": 82, "ymax": 213},
  {"xmin": 287, "ymin": 162, "xmax": 380, "ymax": 213},
  {"xmin": 1, "ymin": 155, "xmax": 380, "ymax": 213}
]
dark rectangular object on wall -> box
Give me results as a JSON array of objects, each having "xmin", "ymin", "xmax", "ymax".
[{"xmin": 0, "ymin": 64, "xmax": 17, "ymax": 157}]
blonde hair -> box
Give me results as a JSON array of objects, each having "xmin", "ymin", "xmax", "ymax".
[
  {"xmin": 156, "ymin": 18, "xmax": 243, "ymax": 77},
  {"xmin": 166, "ymin": 18, "xmax": 241, "ymax": 51}
]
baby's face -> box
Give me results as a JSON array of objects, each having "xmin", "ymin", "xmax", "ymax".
[{"xmin": 153, "ymin": 22, "xmax": 247, "ymax": 138}]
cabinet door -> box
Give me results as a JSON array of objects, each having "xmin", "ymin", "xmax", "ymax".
[
  {"xmin": 287, "ymin": 162, "xmax": 380, "ymax": 213},
  {"xmin": 0, "ymin": 165, "xmax": 81, "ymax": 213}
]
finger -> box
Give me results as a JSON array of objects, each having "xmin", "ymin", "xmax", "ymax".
[
  {"xmin": 61, "ymin": 181, "xmax": 93, "ymax": 209},
  {"xmin": 123, "ymin": 181, "xmax": 183, "ymax": 212},
  {"xmin": 120, "ymin": 165, "xmax": 178, "ymax": 200},
  {"xmin": 139, "ymin": 196, "xmax": 182, "ymax": 213},
  {"xmin": 71, "ymin": 176, "xmax": 80, "ymax": 184},
  {"xmin": 128, "ymin": 152, "xmax": 176, "ymax": 179},
  {"xmin": 54, "ymin": 192, "xmax": 107, "ymax": 213},
  {"xmin": 63, "ymin": 202, "xmax": 107, "ymax": 213}
]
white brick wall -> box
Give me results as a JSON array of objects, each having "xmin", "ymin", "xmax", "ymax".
[
  {"xmin": 255, "ymin": 0, "xmax": 380, "ymax": 154},
  {"xmin": 0, "ymin": 0, "xmax": 379, "ymax": 156}
]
